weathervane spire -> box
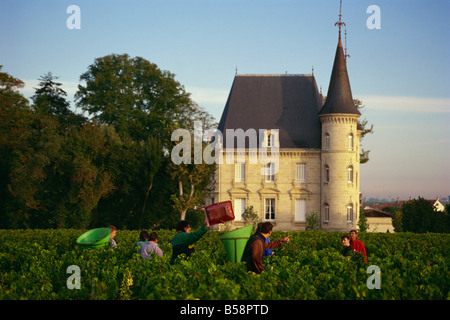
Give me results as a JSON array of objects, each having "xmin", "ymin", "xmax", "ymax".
[
  {"xmin": 335, "ymin": 0, "xmax": 346, "ymax": 40},
  {"xmin": 344, "ymin": 28, "xmax": 350, "ymax": 62}
]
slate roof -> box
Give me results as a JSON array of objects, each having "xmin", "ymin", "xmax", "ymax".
[
  {"xmin": 363, "ymin": 209, "xmax": 392, "ymax": 218},
  {"xmin": 319, "ymin": 38, "xmax": 361, "ymax": 116},
  {"xmin": 217, "ymin": 74, "xmax": 323, "ymax": 149}
]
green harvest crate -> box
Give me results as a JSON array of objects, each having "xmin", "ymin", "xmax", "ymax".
[
  {"xmin": 76, "ymin": 228, "xmax": 111, "ymax": 249},
  {"xmin": 219, "ymin": 225, "xmax": 253, "ymax": 263}
]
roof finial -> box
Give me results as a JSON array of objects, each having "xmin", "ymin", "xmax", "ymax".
[
  {"xmin": 312, "ymin": 65, "xmax": 314, "ymax": 75},
  {"xmin": 335, "ymin": 0, "xmax": 346, "ymax": 40},
  {"xmin": 235, "ymin": 66, "xmax": 238, "ymax": 75}
]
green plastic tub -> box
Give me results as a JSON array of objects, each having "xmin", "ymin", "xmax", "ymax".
[
  {"xmin": 76, "ymin": 228, "xmax": 111, "ymax": 249},
  {"xmin": 219, "ymin": 225, "xmax": 253, "ymax": 263}
]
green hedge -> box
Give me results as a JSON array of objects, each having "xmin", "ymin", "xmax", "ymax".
[{"xmin": 0, "ymin": 229, "xmax": 448, "ymax": 300}]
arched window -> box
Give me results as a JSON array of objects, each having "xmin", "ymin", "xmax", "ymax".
[
  {"xmin": 324, "ymin": 203, "xmax": 330, "ymax": 222},
  {"xmin": 347, "ymin": 204, "xmax": 353, "ymax": 222},
  {"xmin": 348, "ymin": 133, "xmax": 354, "ymax": 150},
  {"xmin": 325, "ymin": 165, "xmax": 330, "ymax": 183},
  {"xmin": 325, "ymin": 133, "xmax": 330, "ymax": 150},
  {"xmin": 347, "ymin": 166, "xmax": 353, "ymax": 183}
]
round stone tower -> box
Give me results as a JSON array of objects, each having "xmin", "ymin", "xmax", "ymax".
[{"xmin": 319, "ymin": 22, "xmax": 362, "ymax": 231}]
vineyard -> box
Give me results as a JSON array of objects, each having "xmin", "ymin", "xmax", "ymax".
[{"xmin": 0, "ymin": 229, "xmax": 449, "ymax": 300}]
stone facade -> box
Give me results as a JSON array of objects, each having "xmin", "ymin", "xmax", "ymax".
[
  {"xmin": 210, "ymin": 26, "xmax": 363, "ymax": 231},
  {"xmin": 209, "ymin": 116, "xmax": 361, "ymax": 232},
  {"xmin": 320, "ymin": 114, "xmax": 361, "ymax": 231}
]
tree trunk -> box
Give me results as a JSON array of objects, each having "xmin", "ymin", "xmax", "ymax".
[
  {"xmin": 139, "ymin": 180, "xmax": 153, "ymax": 229},
  {"xmin": 180, "ymin": 209, "xmax": 187, "ymax": 221}
]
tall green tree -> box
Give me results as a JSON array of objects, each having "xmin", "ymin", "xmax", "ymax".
[
  {"xmin": 31, "ymin": 72, "xmax": 71, "ymax": 116},
  {"xmin": 75, "ymin": 54, "xmax": 195, "ymax": 142},
  {"xmin": 31, "ymin": 72, "xmax": 86, "ymax": 128},
  {"xmin": 75, "ymin": 54, "xmax": 217, "ymax": 227},
  {"xmin": 402, "ymin": 197, "xmax": 449, "ymax": 233},
  {"xmin": 94, "ymin": 133, "xmax": 164, "ymax": 229},
  {"xmin": 0, "ymin": 66, "xmax": 33, "ymax": 227}
]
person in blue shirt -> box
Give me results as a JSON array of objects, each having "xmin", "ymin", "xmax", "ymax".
[
  {"xmin": 258, "ymin": 223, "xmax": 274, "ymax": 257},
  {"xmin": 133, "ymin": 230, "xmax": 149, "ymax": 249},
  {"xmin": 264, "ymin": 237, "xmax": 274, "ymax": 256}
]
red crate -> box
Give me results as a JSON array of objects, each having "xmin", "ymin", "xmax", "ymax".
[{"xmin": 205, "ymin": 201, "xmax": 235, "ymax": 226}]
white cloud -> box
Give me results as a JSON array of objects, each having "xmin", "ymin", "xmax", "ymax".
[
  {"xmin": 185, "ymin": 86, "xmax": 229, "ymax": 105},
  {"xmin": 20, "ymin": 81, "xmax": 228, "ymax": 108},
  {"xmin": 359, "ymin": 95, "xmax": 450, "ymax": 113}
]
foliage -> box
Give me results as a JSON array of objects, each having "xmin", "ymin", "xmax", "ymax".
[
  {"xmin": 0, "ymin": 229, "xmax": 448, "ymax": 300},
  {"xmin": 305, "ymin": 212, "xmax": 320, "ymax": 231},
  {"xmin": 31, "ymin": 72, "xmax": 71, "ymax": 116},
  {"xmin": 384, "ymin": 207, "xmax": 403, "ymax": 232},
  {"xmin": 242, "ymin": 206, "xmax": 260, "ymax": 232},
  {"xmin": 353, "ymin": 98, "xmax": 374, "ymax": 164},
  {"xmin": 0, "ymin": 62, "xmax": 216, "ymax": 230},
  {"xmin": 75, "ymin": 54, "xmax": 194, "ymax": 142},
  {"xmin": 402, "ymin": 197, "xmax": 450, "ymax": 233},
  {"xmin": 169, "ymin": 130, "xmax": 216, "ymax": 221},
  {"xmin": 358, "ymin": 212, "xmax": 369, "ymax": 232}
]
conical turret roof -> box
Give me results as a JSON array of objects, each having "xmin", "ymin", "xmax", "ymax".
[{"xmin": 319, "ymin": 37, "xmax": 360, "ymax": 116}]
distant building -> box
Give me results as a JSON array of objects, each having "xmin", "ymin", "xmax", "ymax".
[
  {"xmin": 365, "ymin": 197, "xmax": 445, "ymax": 213},
  {"xmin": 427, "ymin": 198, "xmax": 445, "ymax": 212},
  {"xmin": 363, "ymin": 209, "xmax": 394, "ymax": 233}
]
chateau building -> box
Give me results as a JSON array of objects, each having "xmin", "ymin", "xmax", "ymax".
[{"xmin": 209, "ymin": 16, "xmax": 362, "ymax": 231}]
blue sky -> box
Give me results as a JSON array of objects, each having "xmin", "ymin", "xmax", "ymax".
[{"xmin": 1, "ymin": 0, "xmax": 449, "ymax": 200}]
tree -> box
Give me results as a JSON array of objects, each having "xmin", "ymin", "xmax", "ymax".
[
  {"xmin": 75, "ymin": 54, "xmax": 194, "ymax": 142},
  {"xmin": 94, "ymin": 133, "xmax": 164, "ymax": 229},
  {"xmin": 357, "ymin": 212, "xmax": 369, "ymax": 232},
  {"xmin": 0, "ymin": 65, "xmax": 30, "ymax": 110},
  {"xmin": 384, "ymin": 206, "xmax": 403, "ymax": 232},
  {"xmin": 75, "ymin": 54, "xmax": 217, "ymax": 227},
  {"xmin": 306, "ymin": 212, "xmax": 321, "ymax": 231},
  {"xmin": 31, "ymin": 72, "xmax": 86, "ymax": 128},
  {"xmin": 242, "ymin": 206, "xmax": 260, "ymax": 232},
  {"xmin": 169, "ymin": 150, "xmax": 216, "ymax": 221},
  {"xmin": 354, "ymin": 98, "xmax": 374, "ymax": 164},
  {"xmin": 0, "ymin": 66, "xmax": 33, "ymax": 227},
  {"xmin": 31, "ymin": 72, "xmax": 71, "ymax": 116},
  {"xmin": 402, "ymin": 197, "xmax": 449, "ymax": 233}
]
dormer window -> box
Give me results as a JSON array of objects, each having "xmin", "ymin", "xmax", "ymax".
[
  {"xmin": 263, "ymin": 130, "xmax": 279, "ymax": 148},
  {"xmin": 267, "ymin": 133, "xmax": 274, "ymax": 147}
]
